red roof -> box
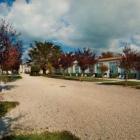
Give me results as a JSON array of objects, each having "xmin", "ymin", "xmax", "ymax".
[{"xmin": 98, "ymin": 57, "xmax": 121, "ymax": 62}]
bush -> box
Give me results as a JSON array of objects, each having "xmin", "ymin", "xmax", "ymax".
[
  {"xmin": 54, "ymin": 73, "xmax": 81, "ymax": 77},
  {"xmin": 128, "ymin": 73, "xmax": 136, "ymax": 79},
  {"xmin": 30, "ymin": 65, "xmax": 40, "ymax": 76},
  {"xmin": 95, "ymin": 73, "xmax": 102, "ymax": 78},
  {"xmin": 110, "ymin": 73, "xmax": 118, "ymax": 78}
]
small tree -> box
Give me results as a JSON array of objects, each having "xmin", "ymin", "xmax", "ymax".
[
  {"xmin": 59, "ymin": 52, "xmax": 75, "ymax": 76},
  {"xmin": 134, "ymin": 52, "xmax": 140, "ymax": 79},
  {"xmin": 0, "ymin": 19, "xmax": 22, "ymax": 74},
  {"xmin": 2, "ymin": 47, "xmax": 21, "ymax": 73},
  {"xmin": 120, "ymin": 47, "xmax": 137, "ymax": 86},
  {"xmin": 75, "ymin": 48, "xmax": 96, "ymax": 76},
  {"xmin": 99, "ymin": 64, "xmax": 108, "ymax": 78},
  {"xmin": 49, "ymin": 45, "xmax": 62, "ymax": 74}
]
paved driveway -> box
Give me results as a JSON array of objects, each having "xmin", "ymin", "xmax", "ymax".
[{"xmin": 2, "ymin": 74, "xmax": 140, "ymax": 140}]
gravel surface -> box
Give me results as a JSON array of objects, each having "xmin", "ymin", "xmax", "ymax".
[{"xmin": 1, "ymin": 74, "xmax": 140, "ymax": 140}]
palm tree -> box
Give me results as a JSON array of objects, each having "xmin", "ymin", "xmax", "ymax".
[{"xmin": 29, "ymin": 41, "xmax": 62, "ymax": 75}]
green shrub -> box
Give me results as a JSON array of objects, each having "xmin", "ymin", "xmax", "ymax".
[
  {"xmin": 95, "ymin": 73, "xmax": 102, "ymax": 78},
  {"xmin": 110, "ymin": 73, "xmax": 118, "ymax": 78},
  {"xmin": 128, "ymin": 73, "xmax": 136, "ymax": 79},
  {"xmin": 30, "ymin": 65, "xmax": 40, "ymax": 76}
]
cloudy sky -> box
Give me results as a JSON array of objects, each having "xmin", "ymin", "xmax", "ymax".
[{"xmin": 0, "ymin": 0, "xmax": 140, "ymax": 53}]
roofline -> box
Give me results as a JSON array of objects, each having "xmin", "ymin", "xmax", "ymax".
[{"xmin": 98, "ymin": 57, "xmax": 122, "ymax": 62}]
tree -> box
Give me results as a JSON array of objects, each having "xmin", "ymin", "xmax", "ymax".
[
  {"xmin": 59, "ymin": 52, "xmax": 75, "ymax": 75},
  {"xmin": 0, "ymin": 19, "xmax": 22, "ymax": 73},
  {"xmin": 2, "ymin": 47, "xmax": 21, "ymax": 72},
  {"xmin": 99, "ymin": 64, "xmax": 108, "ymax": 78},
  {"xmin": 29, "ymin": 41, "xmax": 62, "ymax": 75},
  {"xmin": 134, "ymin": 52, "xmax": 140, "ymax": 79},
  {"xmin": 75, "ymin": 48, "xmax": 96, "ymax": 76},
  {"xmin": 120, "ymin": 47, "xmax": 137, "ymax": 86},
  {"xmin": 49, "ymin": 44, "xmax": 62, "ymax": 73}
]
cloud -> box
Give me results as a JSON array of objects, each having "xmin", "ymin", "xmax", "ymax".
[
  {"xmin": 0, "ymin": 0, "xmax": 72, "ymax": 41},
  {"xmin": 68, "ymin": 0, "xmax": 140, "ymax": 49},
  {"xmin": 0, "ymin": 0, "xmax": 140, "ymax": 52}
]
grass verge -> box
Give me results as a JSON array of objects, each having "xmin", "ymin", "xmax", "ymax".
[
  {"xmin": 0, "ymin": 75, "xmax": 22, "ymax": 83},
  {"xmin": 0, "ymin": 101, "xmax": 19, "ymax": 117},
  {"xmin": 45, "ymin": 75, "xmax": 113, "ymax": 82},
  {"xmin": 2, "ymin": 131, "xmax": 80, "ymax": 140},
  {"xmin": 0, "ymin": 102, "xmax": 79, "ymax": 140},
  {"xmin": 101, "ymin": 81, "xmax": 140, "ymax": 89}
]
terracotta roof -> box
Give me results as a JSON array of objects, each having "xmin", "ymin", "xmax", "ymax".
[{"xmin": 98, "ymin": 56, "xmax": 121, "ymax": 62}]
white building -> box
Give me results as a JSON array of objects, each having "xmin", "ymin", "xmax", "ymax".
[{"xmin": 21, "ymin": 57, "xmax": 140, "ymax": 79}]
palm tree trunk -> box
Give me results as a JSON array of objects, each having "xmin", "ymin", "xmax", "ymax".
[{"xmin": 43, "ymin": 68, "xmax": 46, "ymax": 75}]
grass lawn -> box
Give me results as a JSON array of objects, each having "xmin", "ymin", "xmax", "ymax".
[
  {"xmin": 0, "ymin": 101, "xmax": 19, "ymax": 117},
  {"xmin": 2, "ymin": 131, "xmax": 80, "ymax": 140},
  {"xmin": 46, "ymin": 75, "xmax": 113, "ymax": 82},
  {"xmin": 101, "ymin": 81, "xmax": 140, "ymax": 89},
  {"xmin": 0, "ymin": 75, "xmax": 22, "ymax": 83}
]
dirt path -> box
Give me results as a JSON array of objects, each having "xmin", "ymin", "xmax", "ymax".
[{"xmin": 2, "ymin": 74, "xmax": 140, "ymax": 140}]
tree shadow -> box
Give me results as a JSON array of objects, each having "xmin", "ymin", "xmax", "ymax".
[
  {"xmin": 0, "ymin": 117, "xmax": 12, "ymax": 137},
  {"xmin": 0, "ymin": 85, "xmax": 18, "ymax": 92},
  {"xmin": 0, "ymin": 115, "xmax": 23, "ymax": 138}
]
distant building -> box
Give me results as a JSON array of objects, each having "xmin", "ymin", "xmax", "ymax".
[
  {"xmin": 21, "ymin": 57, "xmax": 140, "ymax": 80},
  {"xmin": 67, "ymin": 57, "xmax": 139, "ymax": 79},
  {"xmin": 95, "ymin": 57, "xmax": 122, "ymax": 78},
  {"xmin": 19, "ymin": 63, "xmax": 31, "ymax": 74}
]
